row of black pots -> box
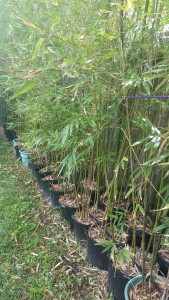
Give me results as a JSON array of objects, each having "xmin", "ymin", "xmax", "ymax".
[
  {"xmin": 27, "ymin": 164, "xmax": 63, "ymax": 205},
  {"xmin": 9, "ymin": 138, "xmax": 169, "ymax": 300},
  {"xmin": 29, "ymin": 161, "xmax": 128, "ymax": 216},
  {"xmin": 34, "ymin": 168, "xmax": 67, "ymax": 206},
  {"xmin": 30, "ymin": 165, "xmax": 110, "ymax": 271},
  {"xmin": 60, "ymin": 204, "xmax": 153, "ymax": 300},
  {"xmin": 31, "ymin": 166, "xmax": 107, "ymax": 271},
  {"xmin": 58, "ymin": 201, "xmax": 165, "ymax": 300},
  {"xmin": 28, "ymin": 162, "xmax": 169, "ymax": 294},
  {"xmin": 10, "ymin": 150, "xmax": 168, "ymax": 300},
  {"xmin": 28, "ymin": 164, "xmax": 169, "ymax": 278},
  {"xmin": 11, "ymin": 147, "xmax": 110, "ymax": 287},
  {"xmin": 10, "ymin": 151, "xmax": 168, "ymax": 300},
  {"xmin": 38, "ymin": 190, "xmax": 169, "ymax": 300},
  {"xmin": 58, "ymin": 203, "xmax": 105, "ymax": 245}
]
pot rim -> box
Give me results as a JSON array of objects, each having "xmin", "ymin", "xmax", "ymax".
[{"xmin": 124, "ymin": 274, "xmax": 142, "ymax": 300}]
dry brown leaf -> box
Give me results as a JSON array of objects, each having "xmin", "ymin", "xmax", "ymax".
[
  {"xmin": 36, "ymin": 263, "xmax": 40, "ymax": 274},
  {"xmin": 51, "ymin": 261, "xmax": 62, "ymax": 272}
]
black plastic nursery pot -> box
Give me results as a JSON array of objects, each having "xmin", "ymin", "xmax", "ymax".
[
  {"xmin": 88, "ymin": 190, "xmax": 97, "ymax": 203},
  {"xmin": 34, "ymin": 167, "xmax": 43, "ymax": 186},
  {"xmin": 14, "ymin": 145, "xmax": 21, "ymax": 159},
  {"xmin": 3, "ymin": 124, "xmax": 17, "ymax": 141},
  {"xmin": 50, "ymin": 188, "xmax": 65, "ymax": 208},
  {"xmin": 157, "ymin": 251, "xmax": 169, "ymax": 277},
  {"xmin": 107, "ymin": 256, "xmax": 133, "ymax": 300},
  {"xmin": 13, "ymin": 139, "xmax": 20, "ymax": 159},
  {"xmin": 126, "ymin": 227, "xmax": 151, "ymax": 250},
  {"xmin": 39, "ymin": 171, "xmax": 53, "ymax": 191},
  {"xmin": 87, "ymin": 234, "xmax": 108, "ymax": 271},
  {"xmin": 35, "ymin": 169, "xmax": 52, "ymax": 190},
  {"xmin": 28, "ymin": 161, "xmax": 44, "ymax": 177},
  {"xmin": 87, "ymin": 189, "xmax": 105, "ymax": 207},
  {"xmin": 41, "ymin": 178, "xmax": 58, "ymax": 198},
  {"xmin": 73, "ymin": 215, "xmax": 90, "ymax": 242},
  {"xmin": 98, "ymin": 200, "xmax": 106, "ymax": 211},
  {"xmin": 59, "ymin": 203, "xmax": 76, "ymax": 229}
]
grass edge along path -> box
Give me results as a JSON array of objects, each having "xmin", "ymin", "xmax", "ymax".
[{"xmin": 0, "ymin": 140, "xmax": 113, "ymax": 300}]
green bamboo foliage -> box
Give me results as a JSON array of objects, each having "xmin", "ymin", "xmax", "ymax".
[{"xmin": 0, "ymin": 0, "xmax": 169, "ymax": 291}]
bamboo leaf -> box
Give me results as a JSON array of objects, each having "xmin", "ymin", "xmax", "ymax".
[
  {"xmin": 110, "ymin": 3, "xmax": 125, "ymax": 10},
  {"xmin": 152, "ymin": 204, "xmax": 169, "ymax": 212},
  {"xmin": 159, "ymin": 162, "xmax": 169, "ymax": 166},
  {"xmin": 133, "ymin": 168, "xmax": 143, "ymax": 181},
  {"xmin": 159, "ymin": 204, "xmax": 169, "ymax": 211},
  {"xmin": 96, "ymin": 239, "xmax": 113, "ymax": 248},
  {"xmin": 143, "ymin": 153, "xmax": 169, "ymax": 165},
  {"xmin": 153, "ymin": 223, "xmax": 169, "ymax": 233},
  {"xmin": 108, "ymin": 213, "xmax": 119, "ymax": 220},
  {"xmin": 144, "ymin": 139, "xmax": 161, "ymax": 152},
  {"xmin": 114, "ymin": 165, "xmax": 120, "ymax": 178},
  {"xmin": 125, "ymin": 186, "xmax": 135, "ymax": 199},
  {"xmin": 138, "ymin": 204, "xmax": 145, "ymax": 216},
  {"xmin": 17, "ymin": 16, "xmax": 41, "ymax": 31},
  {"xmin": 155, "ymin": 76, "xmax": 169, "ymax": 91},
  {"xmin": 101, "ymin": 244, "xmax": 112, "ymax": 253},
  {"xmin": 121, "ymin": 159, "xmax": 124, "ymax": 169},
  {"xmin": 10, "ymin": 82, "xmax": 37, "ymax": 100},
  {"xmin": 132, "ymin": 136, "xmax": 149, "ymax": 146},
  {"xmin": 159, "ymin": 184, "xmax": 169, "ymax": 195},
  {"xmin": 121, "ymin": 248, "xmax": 134, "ymax": 260},
  {"xmin": 32, "ymin": 38, "xmax": 44, "ymax": 59}
]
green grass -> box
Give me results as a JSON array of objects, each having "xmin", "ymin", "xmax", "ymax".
[{"xmin": 0, "ymin": 140, "xmax": 113, "ymax": 300}]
